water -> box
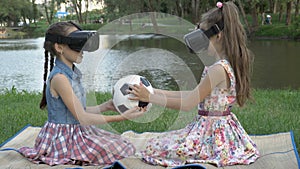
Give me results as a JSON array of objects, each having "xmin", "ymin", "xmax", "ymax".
[
  {"xmin": 249, "ymin": 39, "xmax": 300, "ymax": 89},
  {"xmin": 0, "ymin": 38, "xmax": 45, "ymax": 92},
  {"xmin": 0, "ymin": 36, "xmax": 299, "ymax": 93}
]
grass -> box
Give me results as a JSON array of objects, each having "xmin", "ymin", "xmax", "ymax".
[{"xmin": 0, "ymin": 87, "xmax": 299, "ymax": 155}]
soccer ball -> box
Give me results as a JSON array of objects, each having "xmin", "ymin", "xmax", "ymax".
[{"xmin": 113, "ymin": 75, "xmax": 154, "ymax": 113}]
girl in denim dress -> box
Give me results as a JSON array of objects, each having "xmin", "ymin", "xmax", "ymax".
[{"xmin": 19, "ymin": 21, "xmax": 146, "ymax": 166}]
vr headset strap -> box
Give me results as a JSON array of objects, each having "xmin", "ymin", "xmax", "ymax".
[
  {"xmin": 203, "ymin": 19, "xmax": 224, "ymax": 38},
  {"xmin": 45, "ymin": 33, "xmax": 82, "ymax": 45},
  {"xmin": 68, "ymin": 21, "xmax": 82, "ymax": 31},
  {"xmin": 45, "ymin": 33, "xmax": 72, "ymax": 44},
  {"xmin": 45, "ymin": 21, "xmax": 83, "ymax": 44}
]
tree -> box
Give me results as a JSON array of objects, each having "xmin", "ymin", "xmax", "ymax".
[
  {"xmin": 295, "ymin": 0, "xmax": 300, "ymax": 16},
  {"xmin": 286, "ymin": 0, "xmax": 293, "ymax": 25},
  {"xmin": 43, "ymin": 0, "xmax": 56, "ymax": 25},
  {"xmin": 84, "ymin": 0, "xmax": 89, "ymax": 24},
  {"xmin": 71, "ymin": 0, "xmax": 84, "ymax": 23},
  {"xmin": 0, "ymin": 0, "xmax": 32, "ymax": 27},
  {"xmin": 237, "ymin": 0, "xmax": 251, "ymax": 34},
  {"xmin": 20, "ymin": 0, "xmax": 34, "ymax": 26},
  {"xmin": 278, "ymin": 1, "xmax": 284, "ymax": 22},
  {"xmin": 32, "ymin": 0, "xmax": 39, "ymax": 26}
]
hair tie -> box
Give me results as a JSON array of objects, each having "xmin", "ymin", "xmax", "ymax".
[{"xmin": 216, "ymin": 2, "xmax": 223, "ymax": 9}]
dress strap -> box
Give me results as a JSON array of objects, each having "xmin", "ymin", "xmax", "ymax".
[{"xmin": 214, "ymin": 59, "xmax": 236, "ymax": 90}]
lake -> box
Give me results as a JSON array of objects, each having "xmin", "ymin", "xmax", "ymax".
[{"xmin": 0, "ymin": 35, "xmax": 299, "ymax": 93}]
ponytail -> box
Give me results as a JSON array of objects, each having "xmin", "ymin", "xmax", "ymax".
[
  {"xmin": 221, "ymin": 2, "xmax": 253, "ymax": 106},
  {"xmin": 200, "ymin": 1, "xmax": 253, "ymax": 107}
]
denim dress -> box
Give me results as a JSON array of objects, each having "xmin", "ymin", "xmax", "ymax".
[{"xmin": 19, "ymin": 59, "xmax": 135, "ymax": 166}]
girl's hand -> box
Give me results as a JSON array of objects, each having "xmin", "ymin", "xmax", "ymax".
[
  {"xmin": 128, "ymin": 82, "xmax": 150, "ymax": 102},
  {"xmin": 105, "ymin": 99, "xmax": 118, "ymax": 112},
  {"xmin": 122, "ymin": 106, "xmax": 147, "ymax": 120}
]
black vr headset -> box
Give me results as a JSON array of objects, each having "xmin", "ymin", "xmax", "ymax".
[
  {"xmin": 184, "ymin": 20, "xmax": 224, "ymax": 53},
  {"xmin": 45, "ymin": 21, "xmax": 99, "ymax": 52}
]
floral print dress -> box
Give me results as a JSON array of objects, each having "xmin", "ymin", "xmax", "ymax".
[{"xmin": 138, "ymin": 59, "xmax": 260, "ymax": 167}]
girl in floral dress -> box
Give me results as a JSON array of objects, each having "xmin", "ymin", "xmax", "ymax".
[
  {"xmin": 19, "ymin": 21, "xmax": 146, "ymax": 166},
  {"xmin": 129, "ymin": 1, "xmax": 260, "ymax": 167}
]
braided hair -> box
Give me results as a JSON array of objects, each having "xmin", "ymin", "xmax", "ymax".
[{"xmin": 39, "ymin": 22, "xmax": 76, "ymax": 109}]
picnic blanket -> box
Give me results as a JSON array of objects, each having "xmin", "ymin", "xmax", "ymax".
[{"xmin": 0, "ymin": 125, "xmax": 299, "ymax": 169}]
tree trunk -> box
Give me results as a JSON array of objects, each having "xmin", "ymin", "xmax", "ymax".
[
  {"xmin": 195, "ymin": 0, "xmax": 200, "ymax": 24},
  {"xmin": 273, "ymin": 0, "xmax": 278, "ymax": 13},
  {"xmin": 147, "ymin": 0, "xmax": 159, "ymax": 34},
  {"xmin": 190, "ymin": 0, "xmax": 200, "ymax": 24},
  {"xmin": 44, "ymin": 0, "xmax": 54, "ymax": 25},
  {"xmin": 84, "ymin": 0, "xmax": 89, "ymax": 24},
  {"xmin": 269, "ymin": 0, "xmax": 273, "ymax": 13},
  {"xmin": 250, "ymin": 3, "xmax": 259, "ymax": 31},
  {"xmin": 72, "ymin": 0, "xmax": 83, "ymax": 24},
  {"xmin": 32, "ymin": 0, "xmax": 38, "ymax": 27},
  {"xmin": 278, "ymin": 3, "xmax": 283, "ymax": 22},
  {"xmin": 236, "ymin": 0, "xmax": 251, "ymax": 34},
  {"xmin": 295, "ymin": 0, "xmax": 300, "ymax": 17},
  {"xmin": 175, "ymin": 0, "xmax": 183, "ymax": 17},
  {"xmin": 286, "ymin": 1, "xmax": 292, "ymax": 25}
]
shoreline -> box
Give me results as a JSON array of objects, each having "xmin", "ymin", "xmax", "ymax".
[{"xmin": 249, "ymin": 35, "xmax": 300, "ymax": 41}]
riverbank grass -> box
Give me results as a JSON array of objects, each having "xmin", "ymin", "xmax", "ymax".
[{"xmin": 0, "ymin": 88, "xmax": 299, "ymax": 155}]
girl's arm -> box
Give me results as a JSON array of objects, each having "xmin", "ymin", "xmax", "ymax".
[
  {"xmin": 130, "ymin": 64, "xmax": 227, "ymax": 111},
  {"xmin": 86, "ymin": 99, "xmax": 117, "ymax": 114},
  {"xmin": 153, "ymin": 88, "xmax": 192, "ymax": 98},
  {"xmin": 51, "ymin": 74, "xmax": 145, "ymax": 125}
]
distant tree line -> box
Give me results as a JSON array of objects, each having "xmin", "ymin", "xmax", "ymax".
[{"xmin": 0, "ymin": 0, "xmax": 299, "ymax": 34}]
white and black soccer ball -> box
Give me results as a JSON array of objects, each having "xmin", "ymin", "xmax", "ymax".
[{"xmin": 113, "ymin": 75, "xmax": 154, "ymax": 114}]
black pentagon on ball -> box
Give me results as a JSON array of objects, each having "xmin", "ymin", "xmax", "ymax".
[
  {"xmin": 119, "ymin": 83, "xmax": 130, "ymax": 96},
  {"xmin": 140, "ymin": 77, "xmax": 150, "ymax": 87},
  {"xmin": 118, "ymin": 104, "xmax": 129, "ymax": 113}
]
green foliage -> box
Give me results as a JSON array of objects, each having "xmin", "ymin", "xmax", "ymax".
[
  {"xmin": 0, "ymin": 0, "xmax": 32, "ymax": 25},
  {"xmin": 81, "ymin": 23, "xmax": 102, "ymax": 30},
  {"xmin": 254, "ymin": 22, "xmax": 300, "ymax": 39},
  {"xmin": 251, "ymin": 12, "xmax": 299, "ymax": 39},
  {"xmin": 291, "ymin": 16, "xmax": 300, "ymax": 38},
  {"xmin": 2, "ymin": 0, "xmax": 299, "ymax": 40},
  {"xmin": 255, "ymin": 24, "xmax": 291, "ymax": 37}
]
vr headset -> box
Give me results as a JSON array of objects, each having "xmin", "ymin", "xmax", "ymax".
[
  {"xmin": 45, "ymin": 21, "xmax": 99, "ymax": 52},
  {"xmin": 184, "ymin": 20, "xmax": 224, "ymax": 53}
]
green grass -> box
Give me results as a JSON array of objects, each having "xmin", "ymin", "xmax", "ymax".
[{"xmin": 0, "ymin": 87, "xmax": 299, "ymax": 155}]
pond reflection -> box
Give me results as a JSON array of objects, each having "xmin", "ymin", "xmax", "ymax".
[{"xmin": 0, "ymin": 39, "xmax": 39, "ymax": 50}]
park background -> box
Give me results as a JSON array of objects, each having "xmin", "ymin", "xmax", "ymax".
[{"xmin": 0, "ymin": 0, "xmax": 299, "ymax": 155}]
